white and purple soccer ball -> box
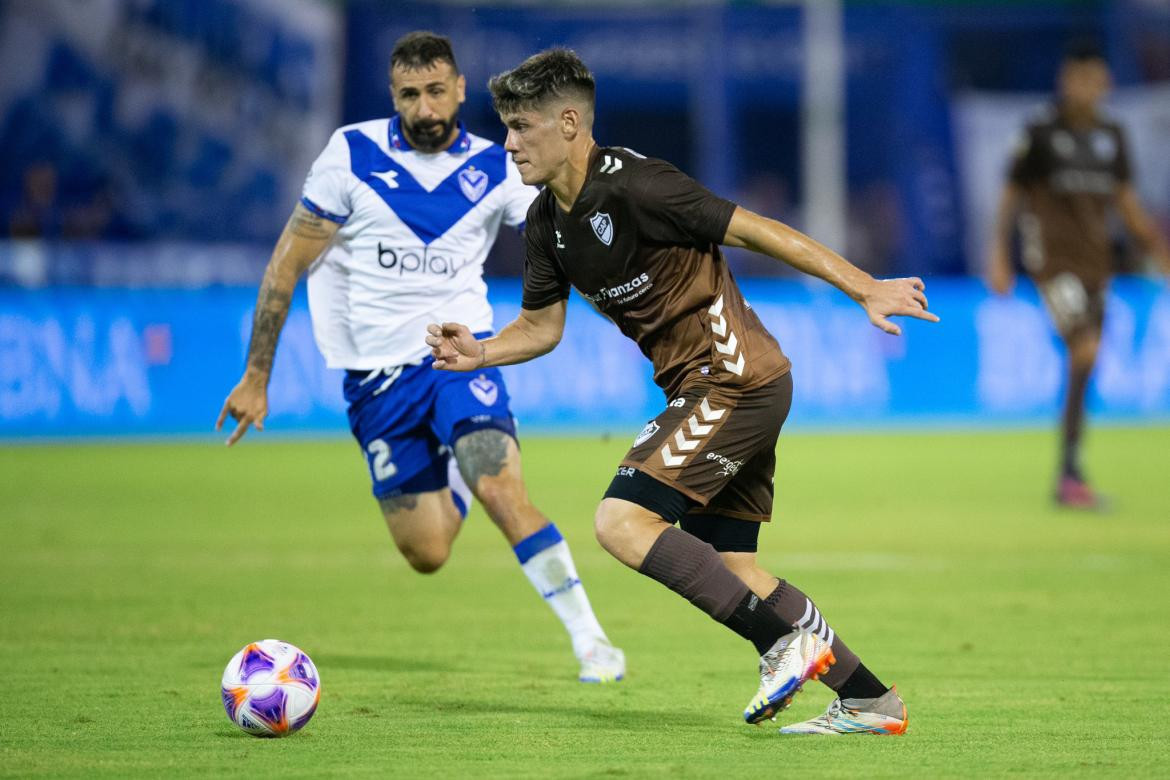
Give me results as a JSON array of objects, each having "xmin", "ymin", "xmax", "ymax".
[{"xmin": 221, "ymin": 639, "xmax": 320, "ymax": 737}]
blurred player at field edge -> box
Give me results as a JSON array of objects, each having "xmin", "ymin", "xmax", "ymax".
[
  {"xmin": 428, "ymin": 48, "xmax": 938, "ymax": 734},
  {"xmin": 987, "ymin": 41, "xmax": 1170, "ymax": 509},
  {"xmin": 217, "ymin": 32, "xmax": 624, "ymax": 683}
]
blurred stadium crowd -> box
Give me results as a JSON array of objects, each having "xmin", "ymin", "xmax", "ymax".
[
  {"xmin": 2, "ymin": 0, "xmax": 1169, "ymax": 439},
  {"xmin": 0, "ymin": 0, "xmax": 339, "ymax": 245},
  {"xmin": 2, "ymin": 0, "xmax": 1168, "ymax": 283}
]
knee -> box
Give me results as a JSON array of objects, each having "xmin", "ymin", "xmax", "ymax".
[
  {"xmin": 593, "ymin": 501, "xmax": 631, "ymax": 556},
  {"xmin": 396, "ymin": 540, "xmax": 450, "ymax": 574}
]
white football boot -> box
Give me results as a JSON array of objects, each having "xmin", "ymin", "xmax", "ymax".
[
  {"xmin": 779, "ymin": 686, "xmax": 908, "ymax": 735},
  {"xmin": 743, "ymin": 630, "xmax": 835, "ymax": 724},
  {"xmin": 577, "ymin": 639, "xmax": 626, "ymax": 683}
]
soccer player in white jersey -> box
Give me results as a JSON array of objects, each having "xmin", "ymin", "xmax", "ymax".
[{"xmin": 217, "ymin": 31, "xmax": 624, "ymax": 683}]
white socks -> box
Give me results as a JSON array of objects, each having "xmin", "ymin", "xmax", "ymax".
[{"xmin": 513, "ymin": 524, "xmax": 608, "ymax": 658}]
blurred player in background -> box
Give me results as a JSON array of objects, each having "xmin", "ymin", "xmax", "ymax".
[
  {"xmin": 217, "ymin": 32, "xmax": 624, "ymax": 683},
  {"xmin": 988, "ymin": 41, "xmax": 1170, "ymax": 509},
  {"xmin": 428, "ymin": 48, "xmax": 938, "ymax": 734}
]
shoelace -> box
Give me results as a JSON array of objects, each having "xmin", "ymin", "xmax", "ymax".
[
  {"xmin": 798, "ymin": 699, "xmax": 844, "ymax": 728},
  {"xmin": 760, "ymin": 639, "xmax": 796, "ymax": 680}
]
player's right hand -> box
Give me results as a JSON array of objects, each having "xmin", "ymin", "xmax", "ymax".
[
  {"xmin": 425, "ymin": 322, "xmax": 483, "ymax": 371},
  {"xmin": 986, "ymin": 247, "xmax": 1015, "ymax": 296},
  {"xmin": 216, "ymin": 377, "xmax": 268, "ymax": 446}
]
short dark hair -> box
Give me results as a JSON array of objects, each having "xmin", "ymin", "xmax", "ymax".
[
  {"xmin": 1063, "ymin": 38, "xmax": 1106, "ymax": 64},
  {"xmin": 488, "ymin": 48, "xmax": 595, "ymax": 116},
  {"xmin": 391, "ymin": 31, "xmax": 458, "ymax": 73}
]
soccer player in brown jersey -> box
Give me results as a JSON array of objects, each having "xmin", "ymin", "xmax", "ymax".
[
  {"xmin": 426, "ymin": 48, "xmax": 937, "ymax": 734},
  {"xmin": 988, "ymin": 42, "xmax": 1170, "ymax": 509}
]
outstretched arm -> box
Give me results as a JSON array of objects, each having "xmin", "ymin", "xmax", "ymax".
[
  {"xmin": 722, "ymin": 206, "xmax": 939, "ymax": 336},
  {"xmin": 427, "ymin": 300, "xmax": 567, "ymax": 371},
  {"xmin": 216, "ymin": 204, "xmax": 339, "ymax": 444},
  {"xmin": 1116, "ymin": 183, "xmax": 1170, "ymax": 275}
]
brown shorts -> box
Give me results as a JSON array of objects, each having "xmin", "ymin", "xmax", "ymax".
[
  {"xmin": 1036, "ymin": 272, "xmax": 1106, "ymax": 341},
  {"xmin": 618, "ymin": 371, "xmax": 793, "ymax": 522}
]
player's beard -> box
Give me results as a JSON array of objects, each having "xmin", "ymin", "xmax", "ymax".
[{"xmin": 405, "ymin": 114, "xmax": 458, "ymax": 153}]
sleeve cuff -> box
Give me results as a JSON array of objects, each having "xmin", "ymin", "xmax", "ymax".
[
  {"xmin": 521, "ymin": 290, "xmax": 569, "ymax": 310},
  {"xmin": 300, "ymin": 196, "xmax": 348, "ymax": 224}
]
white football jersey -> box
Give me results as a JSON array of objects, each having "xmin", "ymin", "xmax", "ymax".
[{"xmin": 301, "ymin": 116, "xmax": 537, "ymax": 369}]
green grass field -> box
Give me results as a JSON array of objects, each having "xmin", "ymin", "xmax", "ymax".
[{"xmin": 3, "ymin": 427, "xmax": 1169, "ymax": 778}]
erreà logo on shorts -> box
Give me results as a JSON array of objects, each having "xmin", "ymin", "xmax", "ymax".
[{"xmin": 707, "ymin": 452, "xmax": 744, "ymax": 477}]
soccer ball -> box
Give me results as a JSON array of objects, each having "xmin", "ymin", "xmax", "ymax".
[{"xmin": 221, "ymin": 639, "xmax": 320, "ymax": 737}]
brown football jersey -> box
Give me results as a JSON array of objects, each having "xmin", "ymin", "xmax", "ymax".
[
  {"xmin": 522, "ymin": 146, "xmax": 790, "ymax": 399},
  {"xmin": 1009, "ymin": 105, "xmax": 1131, "ymax": 291}
]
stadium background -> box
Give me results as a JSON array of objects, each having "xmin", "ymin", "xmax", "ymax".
[
  {"xmin": 4, "ymin": 2, "xmax": 1170, "ymax": 777},
  {"xmin": 2, "ymin": 0, "xmax": 1168, "ymax": 436}
]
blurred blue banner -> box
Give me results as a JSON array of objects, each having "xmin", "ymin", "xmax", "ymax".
[{"xmin": 3, "ymin": 275, "xmax": 1168, "ymax": 440}]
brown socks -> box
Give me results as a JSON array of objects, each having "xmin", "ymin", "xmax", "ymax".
[
  {"xmin": 764, "ymin": 579, "xmax": 886, "ymax": 696},
  {"xmin": 639, "ymin": 527, "xmax": 793, "ymax": 653}
]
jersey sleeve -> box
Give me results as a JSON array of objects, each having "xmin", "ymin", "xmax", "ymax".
[
  {"xmin": 501, "ymin": 158, "xmax": 540, "ymax": 229},
  {"xmin": 629, "ymin": 159, "xmax": 737, "ymax": 246},
  {"xmin": 521, "ymin": 202, "xmax": 570, "ymax": 310},
  {"xmin": 300, "ymin": 129, "xmax": 353, "ymax": 224},
  {"xmin": 1008, "ymin": 125, "xmax": 1045, "ymax": 185}
]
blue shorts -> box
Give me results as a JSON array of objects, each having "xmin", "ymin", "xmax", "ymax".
[{"xmin": 344, "ymin": 344, "xmax": 515, "ymax": 502}]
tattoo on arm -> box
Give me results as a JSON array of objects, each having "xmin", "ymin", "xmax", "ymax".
[
  {"xmin": 244, "ymin": 205, "xmax": 335, "ymax": 377},
  {"xmin": 454, "ymin": 429, "xmax": 511, "ymax": 487},
  {"xmin": 245, "ymin": 272, "xmax": 292, "ymax": 375},
  {"xmin": 378, "ymin": 493, "xmax": 420, "ymax": 515},
  {"xmin": 288, "ymin": 208, "xmax": 334, "ymax": 241}
]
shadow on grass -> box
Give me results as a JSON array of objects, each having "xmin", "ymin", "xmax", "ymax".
[
  {"xmin": 311, "ymin": 653, "xmax": 447, "ymax": 674},
  {"xmin": 389, "ymin": 691, "xmax": 712, "ymax": 730}
]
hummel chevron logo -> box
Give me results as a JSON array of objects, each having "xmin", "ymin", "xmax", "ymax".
[
  {"xmin": 660, "ymin": 397, "xmax": 726, "ymax": 468},
  {"xmin": 699, "ymin": 398, "xmax": 725, "ymax": 421},
  {"xmin": 709, "ymin": 295, "xmax": 727, "ymax": 336},
  {"xmin": 687, "ymin": 415, "xmax": 712, "ymax": 436},
  {"xmin": 599, "ymin": 155, "xmax": 623, "ymax": 174},
  {"xmin": 661, "ymin": 444, "xmax": 685, "ymax": 467},
  {"xmin": 674, "ymin": 430, "xmax": 699, "ymax": 452},
  {"xmin": 714, "ymin": 331, "xmax": 738, "ymax": 355},
  {"xmin": 707, "ymin": 295, "xmax": 744, "ymax": 375}
]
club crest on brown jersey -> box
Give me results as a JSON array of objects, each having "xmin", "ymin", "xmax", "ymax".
[{"xmin": 589, "ymin": 211, "xmax": 614, "ymax": 246}]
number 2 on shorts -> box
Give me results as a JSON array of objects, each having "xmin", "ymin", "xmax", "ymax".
[{"xmin": 366, "ymin": 439, "xmax": 398, "ymax": 480}]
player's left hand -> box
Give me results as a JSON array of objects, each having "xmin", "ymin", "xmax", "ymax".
[
  {"xmin": 860, "ymin": 277, "xmax": 940, "ymax": 336},
  {"xmin": 216, "ymin": 376, "xmax": 268, "ymax": 446},
  {"xmin": 425, "ymin": 322, "xmax": 484, "ymax": 371}
]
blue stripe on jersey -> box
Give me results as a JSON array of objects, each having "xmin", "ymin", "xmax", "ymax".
[
  {"xmin": 345, "ymin": 130, "xmax": 507, "ymax": 245},
  {"xmin": 512, "ymin": 523, "xmax": 564, "ymax": 564},
  {"xmin": 300, "ymin": 196, "xmax": 348, "ymax": 224}
]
